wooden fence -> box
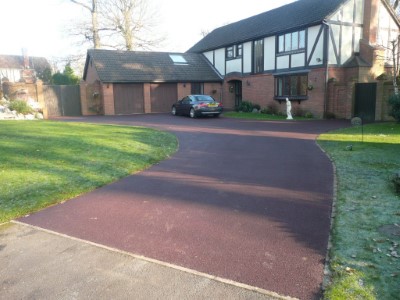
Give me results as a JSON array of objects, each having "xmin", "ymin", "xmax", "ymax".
[{"xmin": 43, "ymin": 85, "xmax": 81, "ymax": 117}]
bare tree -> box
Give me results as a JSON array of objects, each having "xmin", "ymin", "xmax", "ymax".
[
  {"xmin": 99, "ymin": 0, "xmax": 163, "ymax": 50},
  {"xmin": 200, "ymin": 29, "xmax": 210, "ymax": 37},
  {"xmin": 392, "ymin": 0, "xmax": 400, "ymax": 10},
  {"xmin": 386, "ymin": 0, "xmax": 400, "ymax": 14},
  {"xmin": 67, "ymin": 0, "xmax": 162, "ymax": 51},
  {"xmin": 69, "ymin": 0, "xmax": 101, "ymax": 48}
]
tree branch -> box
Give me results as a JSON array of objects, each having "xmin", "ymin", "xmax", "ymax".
[{"xmin": 69, "ymin": 0, "xmax": 92, "ymax": 11}]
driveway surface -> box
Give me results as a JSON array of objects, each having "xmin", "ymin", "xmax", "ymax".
[{"xmin": 17, "ymin": 115, "xmax": 347, "ymax": 299}]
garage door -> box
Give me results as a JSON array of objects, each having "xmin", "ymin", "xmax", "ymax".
[
  {"xmin": 114, "ymin": 84, "xmax": 144, "ymax": 114},
  {"xmin": 150, "ymin": 83, "xmax": 178, "ymax": 113}
]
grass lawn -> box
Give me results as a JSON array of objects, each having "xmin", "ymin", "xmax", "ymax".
[
  {"xmin": 318, "ymin": 122, "xmax": 400, "ymax": 300},
  {"xmin": 0, "ymin": 121, "xmax": 177, "ymax": 223},
  {"xmin": 224, "ymin": 111, "xmax": 311, "ymax": 120}
]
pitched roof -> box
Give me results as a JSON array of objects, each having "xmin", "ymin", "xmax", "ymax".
[
  {"xmin": 187, "ymin": 0, "xmax": 348, "ymax": 53},
  {"xmin": 84, "ymin": 49, "xmax": 223, "ymax": 83},
  {"xmin": 0, "ymin": 55, "xmax": 51, "ymax": 72}
]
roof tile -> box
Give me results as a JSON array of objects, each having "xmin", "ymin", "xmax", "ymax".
[
  {"xmin": 86, "ymin": 49, "xmax": 222, "ymax": 83},
  {"xmin": 187, "ymin": 0, "xmax": 348, "ymax": 53}
]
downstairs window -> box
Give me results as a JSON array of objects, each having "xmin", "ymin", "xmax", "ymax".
[{"xmin": 275, "ymin": 74, "xmax": 308, "ymax": 100}]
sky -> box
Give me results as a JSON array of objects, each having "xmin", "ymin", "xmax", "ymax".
[{"xmin": 0, "ymin": 0, "xmax": 295, "ymax": 64}]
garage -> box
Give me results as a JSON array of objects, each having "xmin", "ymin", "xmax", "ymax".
[
  {"xmin": 114, "ymin": 84, "xmax": 144, "ymax": 115},
  {"xmin": 150, "ymin": 83, "xmax": 178, "ymax": 113},
  {"xmin": 82, "ymin": 50, "xmax": 223, "ymax": 116}
]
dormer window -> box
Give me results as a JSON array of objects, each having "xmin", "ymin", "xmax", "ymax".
[{"xmin": 278, "ymin": 30, "xmax": 306, "ymax": 53}]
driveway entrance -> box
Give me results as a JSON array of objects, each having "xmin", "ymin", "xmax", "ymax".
[{"xmin": 19, "ymin": 115, "xmax": 347, "ymax": 299}]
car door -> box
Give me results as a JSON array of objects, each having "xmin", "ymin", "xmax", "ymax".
[{"xmin": 178, "ymin": 96, "xmax": 191, "ymax": 115}]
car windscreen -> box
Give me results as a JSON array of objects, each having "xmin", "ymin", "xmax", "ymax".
[{"xmin": 193, "ymin": 95, "xmax": 215, "ymax": 102}]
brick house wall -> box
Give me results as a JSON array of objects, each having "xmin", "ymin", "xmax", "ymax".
[
  {"xmin": 223, "ymin": 68, "xmax": 328, "ymax": 118},
  {"xmin": 102, "ymin": 84, "xmax": 115, "ymax": 115}
]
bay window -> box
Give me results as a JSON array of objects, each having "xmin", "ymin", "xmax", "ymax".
[{"xmin": 275, "ymin": 74, "xmax": 308, "ymax": 99}]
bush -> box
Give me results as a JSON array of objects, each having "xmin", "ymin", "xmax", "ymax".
[
  {"xmin": 265, "ymin": 102, "xmax": 279, "ymax": 115},
  {"xmin": 391, "ymin": 171, "xmax": 400, "ymax": 194},
  {"xmin": 236, "ymin": 101, "xmax": 254, "ymax": 112},
  {"xmin": 304, "ymin": 112, "xmax": 314, "ymax": 119},
  {"xmin": 388, "ymin": 93, "xmax": 400, "ymax": 122},
  {"xmin": 325, "ymin": 111, "xmax": 336, "ymax": 119},
  {"xmin": 8, "ymin": 100, "xmax": 33, "ymax": 115}
]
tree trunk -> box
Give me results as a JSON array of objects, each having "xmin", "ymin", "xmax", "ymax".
[{"xmin": 92, "ymin": 0, "xmax": 101, "ymax": 48}]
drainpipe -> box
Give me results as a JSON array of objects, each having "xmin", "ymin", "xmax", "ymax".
[{"xmin": 323, "ymin": 20, "xmax": 330, "ymax": 119}]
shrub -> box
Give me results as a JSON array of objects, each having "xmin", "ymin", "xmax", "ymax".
[
  {"xmin": 391, "ymin": 171, "xmax": 400, "ymax": 194},
  {"xmin": 388, "ymin": 93, "xmax": 400, "ymax": 122},
  {"xmin": 8, "ymin": 100, "xmax": 33, "ymax": 115},
  {"xmin": 261, "ymin": 103, "xmax": 278, "ymax": 115},
  {"xmin": 325, "ymin": 111, "xmax": 336, "ymax": 119},
  {"xmin": 236, "ymin": 101, "xmax": 254, "ymax": 112},
  {"xmin": 253, "ymin": 104, "xmax": 261, "ymax": 111},
  {"xmin": 304, "ymin": 112, "xmax": 314, "ymax": 119}
]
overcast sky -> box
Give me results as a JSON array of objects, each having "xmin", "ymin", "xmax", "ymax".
[{"xmin": 1, "ymin": 0, "xmax": 295, "ymax": 60}]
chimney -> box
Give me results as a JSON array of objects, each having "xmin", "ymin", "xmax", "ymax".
[
  {"xmin": 362, "ymin": 0, "xmax": 379, "ymax": 45},
  {"xmin": 22, "ymin": 48, "xmax": 30, "ymax": 69}
]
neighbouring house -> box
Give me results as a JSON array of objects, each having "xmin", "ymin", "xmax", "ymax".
[
  {"xmin": 82, "ymin": 50, "xmax": 222, "ymax": 115},
  {"xmin": 82, "ymin": 0, "xmax": 400, "ymax": 120},
  {"xmin": 0, "ymin": 53, "xmax": 51, "ymax": 85}
]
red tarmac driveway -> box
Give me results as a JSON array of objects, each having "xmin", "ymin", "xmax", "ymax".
[{"xmin": 19, "ymin": 115, "xmax": 347, "ymax": 299}]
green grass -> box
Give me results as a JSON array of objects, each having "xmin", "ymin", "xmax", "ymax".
[
  {"xmin": 224, "ymin": 111, "xmax": 310, "ymax": 120},
  {"xmin": 0, "ymin": 121, "xmax": 177, "ymax": 223},
  {"xmin": 318, "ymin": 123, "xmax": 400, "ymax": 300}
]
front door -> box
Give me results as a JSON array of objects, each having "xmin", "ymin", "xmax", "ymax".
[
  {"xmin": 232, "ymin": 80, "xmax": 242, "ymax": 108},
  {"xmin": 354, "ymin": 83, "xmax": 376, "ymax": 122}
]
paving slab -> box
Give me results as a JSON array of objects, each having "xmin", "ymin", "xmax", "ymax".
[{"xmin": 0, "ymin": 222, "xmax": 291, "ymax": 300}]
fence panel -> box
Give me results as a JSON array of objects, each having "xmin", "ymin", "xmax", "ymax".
[{"xmin": 43, "ymin": 85, "xmax": 81, "ymax": 117}]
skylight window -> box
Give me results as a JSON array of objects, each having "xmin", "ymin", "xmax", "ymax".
[{"xmin": 169, "ymin": 54, "xmax": 188, "ymax": 65}]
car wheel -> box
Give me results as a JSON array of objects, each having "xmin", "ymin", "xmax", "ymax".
[
  {"xmin": 189, "ymin": 108, "xmax": 196, "ymax": 118},
  {"xmin": 213, "ymin": 114, "xmax": 220, "ymax": 118},
  {"xmin": 171, "ymin": 106, "xmax": 177, "ymax": 116}
]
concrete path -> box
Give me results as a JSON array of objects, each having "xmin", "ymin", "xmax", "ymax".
[
  {"xmin": 4, "ymin": 115, "xmax": 347, "ymax": 299},
  {"xmin": 0, "ymin": 222, "xmax": 288, "ymax": 300}
]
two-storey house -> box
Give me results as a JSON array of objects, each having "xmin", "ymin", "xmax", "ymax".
[
  {"xmin": 188, "ymin": 0, "xmax": 399, "ymax": 120},
  {"xmin": 82, "ymin": 0, "xmax": 399, "ymax": 120}
]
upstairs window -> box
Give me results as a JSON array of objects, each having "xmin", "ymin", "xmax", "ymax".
[
  {"xmin": 236, "ymin": 44, "xmax": 243, "ymax": 57},
  {"xmin": 226, "ymin": 46, "xmax": 234, "ymax": 59},
  {"xmin": 278, "ymin": 30, "xmax": 305, "ymax": 53},
  {"xmin": 226, "ymin": 44, "xmax": 243, "ymax": 59},
  {"xmin": 253, "ymin": 39, "xmax": 264, "ymax": 74}
]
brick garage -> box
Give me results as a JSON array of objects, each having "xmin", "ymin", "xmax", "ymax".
[{"xmin": 82, "ymin": 50, "xmax": 223, "ymax": 115}]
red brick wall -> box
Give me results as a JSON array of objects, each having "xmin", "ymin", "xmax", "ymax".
[
  {"xmin": 177, "ymin": 83, "xmax": 191, "ymax": 100},
  {"xmin": 103, "ymin": 84, "xmax": 115, "ymax": 115},
  {"xmin": 222, "ymin": 69, "xmax": 328, "ymax": 118},
  {"xmin": 363, "ymin": 0, "xmax": 379, "ymax": 45},
  {"xmin": 327, "ymin": 81, "xmax": 355, "ymax": 119},
  {"xmin": 204, "ymin": 82, "xmax": 222, "ymax": 101}
]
